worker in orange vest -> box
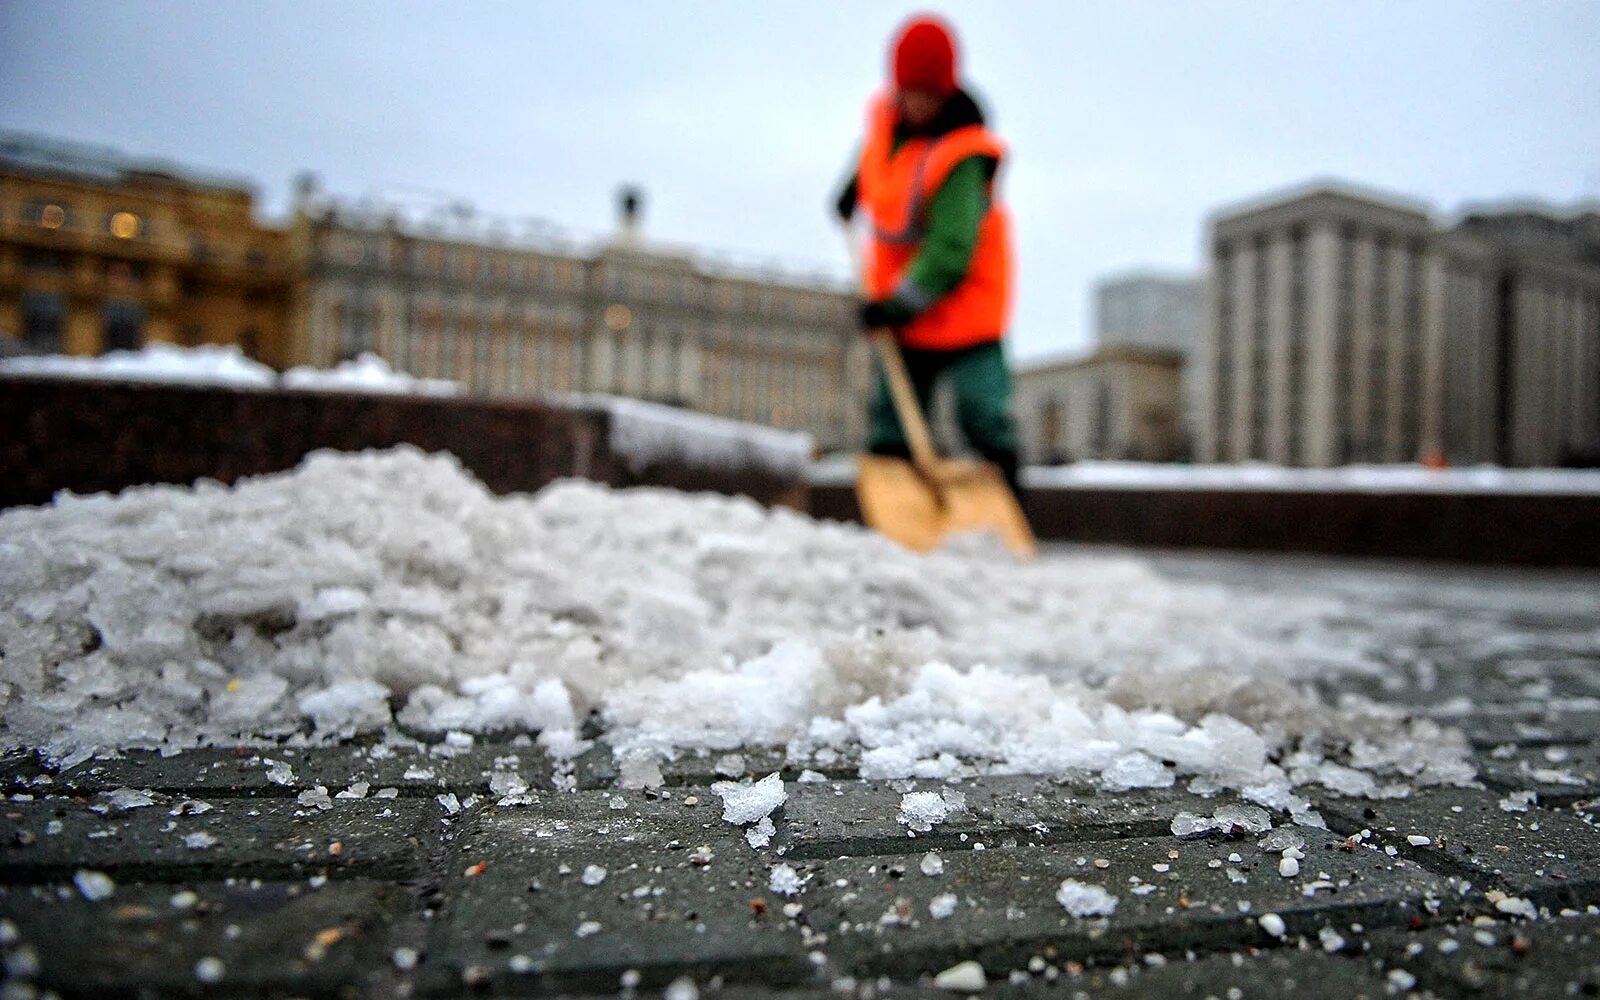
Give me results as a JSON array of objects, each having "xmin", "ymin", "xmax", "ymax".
[{"xmin": 836, "ymin": 14, "xmax": 1021, "ymax": 496}]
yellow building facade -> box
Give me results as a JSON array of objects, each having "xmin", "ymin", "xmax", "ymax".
[{"xmin": 0, "ymin": 135, "xmax": 292, "ymax": 366}]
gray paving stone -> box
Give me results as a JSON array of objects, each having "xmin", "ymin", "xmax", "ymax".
[
  {"xmin": 1453, "ymin": 707, "xmax": 1600, "ymax": 750},
  {"xmin": 421, "ymin": 796, "xmax": 813, "ymax": 995},
  {"xmin": 776, "ymin": 777, "xmax": 1228, "ymax": 861},
  {"xmin": 0, "ymin": 877, "xmax": 406, "ymax": 998},
  {"xmin": 1315, "ymin": 786, "xmax": 1600, "ymax": 911},
  {"xmin": 414, "ymin": 779, "xmax": 1449, "ymax": 995},
  {"xmin": 792, "ymin": 831, "xmax": 1450, "ymax": 978},
  {"xmin": 0, "ymin": 795, "xmax": 435, "ymax": 883},
  {"xmin": 1475, "ymin": 743, "xmax": 1600, "ymax": 806},
  {"xmin": 41, "ymin": 741, "xmax": 557, "ymax": 798},
  {"xmin": 1365, "ymin": 914, "xmax": 1600, "ymax": 998}
]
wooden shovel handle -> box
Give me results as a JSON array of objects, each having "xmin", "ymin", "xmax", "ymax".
[
  {"xmin": 842, "ymin": 225, "xmax": 941, "ymax": 475},
  {"xmin": 871, "ymin": 330, "xmax": 940, "ymax": 475}
]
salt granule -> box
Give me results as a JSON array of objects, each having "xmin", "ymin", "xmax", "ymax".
[
  {"xmin": 194, "ymin": 957, "xmax": 226, "ymax": 984},
  {"xmin": 928, "ymin": 893, "xmax": 959, "ymax": 919},
  {"xmin": 580, "ymin": 865, "xmax": 607, "ymax": 886},
  {"xmin": 663, "ymin": 975, "xmax": 699, "ymax": 1000},
  {"xmin": 73, "ymin": 869, "xmax": 115, "ymax": 901},
  {"xmin": 933, "ymin": 960, "xmax": 986, "ymax": 992},
  {"xmin": 920, "ymin": 852, "xmax": 945, "ymax": 876}
]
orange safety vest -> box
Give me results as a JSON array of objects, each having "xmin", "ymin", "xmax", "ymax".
[{"xmin": 857, "ymin": 92, "xmax": 1013, "ymax": 351}]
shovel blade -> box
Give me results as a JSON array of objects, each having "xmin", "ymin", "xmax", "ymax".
[{"xmin": 855, "ymin": 454, "xmax": 1037, "ymax": 559}]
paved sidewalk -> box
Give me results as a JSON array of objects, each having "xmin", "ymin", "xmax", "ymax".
[{"xmin": 2, "ymin": 553, "xmax": 1598, "ymax": 998}]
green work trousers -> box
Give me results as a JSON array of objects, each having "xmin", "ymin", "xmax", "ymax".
[{"xmin": 867, "ymin": 339, "xmax": 1018, "ymax": 460}]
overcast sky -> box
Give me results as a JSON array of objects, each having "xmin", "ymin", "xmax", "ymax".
[{"xmin": 3, "ymin": 1, "xmax": 1598, "ymax": 360}]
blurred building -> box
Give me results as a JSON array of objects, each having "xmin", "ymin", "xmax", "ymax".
[
  {"xmin": 1014, "ymin": 346, "xmax": 1184, "ymax": 464},
  {"xmin": 1094, "ymin": 272, "xmax": 1203, "ymax": 352},
  {"xmin": 1093, "ymin": 269, "xmax": 1203, "ymax": 449},
  {"xmin": 1196, "ymin": 182, "xmax": 1600, "ymax": 468},
  {"xmin": 290, "ymin": 184, "xmax": 868, "ymax": 450},
  {"xmin": 0, "ymin": 134, "xmax": 293, "ymax": 365},
  {"xmin": 1438, "ymin": 206, "xmax": 1600, "ymax": 466}
]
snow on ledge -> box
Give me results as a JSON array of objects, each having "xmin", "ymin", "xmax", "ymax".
[
  {"xmin": 558, "ymin": 393, "xmax": 813, "ymax": 475},
  {"xmin": 1024, "ymin": 461, "xmax": 1600, "ymax": 496},
  {"xmin": 281, "ymin": 353, "xmax": 461, "ymax": 396},
  {"xmin": 0, "ymin": 343, "xmax": 276, "ymax": 388}
]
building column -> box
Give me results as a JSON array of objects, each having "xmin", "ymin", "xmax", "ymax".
[
  {"xmin": 1303, "ymin": 223, "xmax": 1340, "ymax": 467},
  {"xmin": 1348, "ymin": 234, "xmax": 1377, "ymax": 460},
  {"xmin": 1264, "ymin": 234, "xmax": 1293, "ymax": 464},
  {"xmin": 1419, "ymin": 250, "xmax": 1447, "ymax": 459},
  {"xmin": 1582, "ymin": 291, "xmax": 1600, "ymax": 452},
  {"xmin": 1228, "ymin": 241, "xmax": 1258, "ymax": 462},
  {"xmin": 1196, "ymin": 252, "xmax": 1223, "ymax": 463},
  {"xmin": 65, "ymin": 302, "xmax": 100, "ymax": 356},
  {"xmin": 1380, "ymin": 242, "xmax": 1408, "ymax": 462}
]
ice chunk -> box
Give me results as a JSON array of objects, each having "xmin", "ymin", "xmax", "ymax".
[
  {"xmin": 296, "ymin": 787, "xmax": 333, "ymax": 811},
  {"xmin": 745, "ymin": 815, "xmax": 776, "ymax": 848},
  {"xmin": 617, "ymin": 753, "xmax": 664, "ymax": 791},
  {"xmin": 1258, "ymin": 829, "xmax": 1306, "ymax": 853},
  {"xmin": 710, "ymin": 772, "xmax": 786, "ymax": 826},
  {"xmin": 1055, "ymin": 879, "xmax": 1118, "ymax": 917},
  {"xmin": 104, "ymin": 788, "xmax": 157, "ymax": 811},
  {"xmin": 183, "ymin": 831, "xmax": 217, "ymax": 850},
  {"xmin": 297, "ymin": 679, "xmax": 392, "ymax": 735},
  {"xmin": 1213, "ymin": 803, "xmax": 1272, "ymax": 834},
  {"xmin": 768, "ymin": 863, "xmax": 805, "ymax": 897},
  {"xmin": 897, "ymin": 789, "xmax": 966, "ymax": 833},
  {"xmin": 1498, "ymin": 790, "xmax": 1536, "ymax": 813}
]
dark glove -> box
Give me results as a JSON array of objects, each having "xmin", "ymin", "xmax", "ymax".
[{"xmin": 858, "ymin": 299, "xmax": 898, "ymax": 332}]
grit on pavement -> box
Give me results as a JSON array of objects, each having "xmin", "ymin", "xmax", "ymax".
[{"xmin": 2, "ymin": 548, "xmax": 1598, "ymax": 999}]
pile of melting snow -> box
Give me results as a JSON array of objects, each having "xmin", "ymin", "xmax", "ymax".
[{"xmin": 0, "ymin": 447, "xmax": 1473, "ymax": 813}]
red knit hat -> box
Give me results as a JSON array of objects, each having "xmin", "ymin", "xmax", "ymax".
[{"xmin": 891, "ymin": 15, "xmax": 958, "ymax": 97}]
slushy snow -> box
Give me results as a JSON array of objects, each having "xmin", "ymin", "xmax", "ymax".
[{"xmin": 0, "ymin": 448, "xmax": 1476, "ymax": 806}]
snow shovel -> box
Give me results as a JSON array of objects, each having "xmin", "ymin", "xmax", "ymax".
[{"xmin": 856, "ymin": 329, "xmax": 1037, "ymax": 559}]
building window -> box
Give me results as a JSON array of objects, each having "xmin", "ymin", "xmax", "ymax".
[
  {"xmin": 22, "ymin": 248, "xmax": 69, "ymax": 274},
  {"xmin": 108, "ymin": 210, "xmax": 143, "ymax": 239},
  {"xmin": 22, "ymin": 292, "xmax": 67, "ymax": 352},
  {"xmin": 103, "ymin": 300, "xmax": 144, "ymax": 352},
  {"xmin": 106, "ymin": 260, "xmax": 145, "ymax": 287},
  {"xmin": 24, "ymin": 200, "xmax": 70, "ymax": 229}
]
